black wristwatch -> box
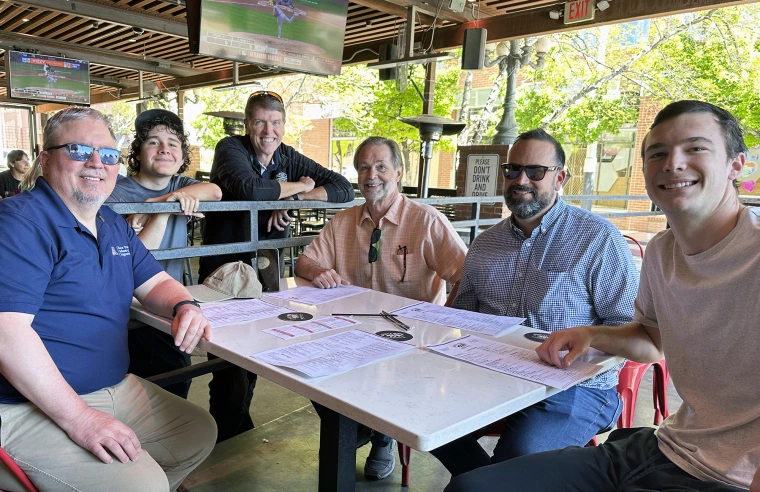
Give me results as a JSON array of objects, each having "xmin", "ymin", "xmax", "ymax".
[
  {"xmin": 293, "ymin": 193, "xmax": 300, "ymax": 201},
  {"xmin": 172, "ymin": 299, "xmax": 201, "ymax": 317}
]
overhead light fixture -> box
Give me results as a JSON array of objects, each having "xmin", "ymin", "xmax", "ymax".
[
  {"xmin": 597, "ymin": 0, "xmax": 610, "ymax": 11},
  {"xmin": 549, "ymin": 10, "xmax": 562, "ymax": 20},
  {"xmin": 213, "ymin": 61, "xmax": 264, "ymax": 91},
  {"xmin": 22, "ymin": 18, "xmax": 29, "ymax": 22},
  {"xmin": 534, "ymin": 37, "xmax": 552, "ymax": 55}
]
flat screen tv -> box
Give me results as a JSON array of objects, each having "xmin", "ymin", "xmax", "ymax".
[
  {"xmin": 195, "ymin": 0, "xmax": 348, "ymax": 76},
  {"xmin": 6, "ymin": 51, "xmax": 90, "ymax": 105}
]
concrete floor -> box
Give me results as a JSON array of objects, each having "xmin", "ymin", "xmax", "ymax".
[{"xmin": 181, "ymin": 363, "xmax": 682, "ymax": 491}]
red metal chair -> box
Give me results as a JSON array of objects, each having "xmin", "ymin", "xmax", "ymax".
[{"xmin": 0, "ymin": 446, "xmax": 38, "ymax": 492}]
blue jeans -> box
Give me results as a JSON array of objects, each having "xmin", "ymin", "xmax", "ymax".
[
  {"xmin": 444, "ymin": 427, "xmax": 745, "ymax": 492},
  {"xmin": 430, "ymin": 385, "xmax": 622, "ymax": 476}
]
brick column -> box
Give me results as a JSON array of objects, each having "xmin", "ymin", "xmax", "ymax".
[{"xmin": 608, "ymin": 97, "xmax": 668, "ymax": 233}]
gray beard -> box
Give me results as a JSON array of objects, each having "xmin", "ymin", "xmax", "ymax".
[
  {"xmin": 73, "ymin": 188, "xmax": 105, "ymax": 207},
  {"xmin": 504, "ymin": 184, "xmax": 554, "ymax": 219}
]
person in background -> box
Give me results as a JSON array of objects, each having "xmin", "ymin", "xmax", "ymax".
[
  {"xmin": 0, "ymin": 149, "xmax": 30, "ymax": 197},
  {"xmin": 107, "ymin": 108, "xmax": 222, "ymax": 399},
  {"xmin": 200, "ymin": 89, "xmax": 354, "ymax": 442}
]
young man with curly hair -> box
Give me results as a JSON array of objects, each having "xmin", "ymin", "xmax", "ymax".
[{"xmin": 106, "ymin": 108, "xmax": 221, "ymax": 398}]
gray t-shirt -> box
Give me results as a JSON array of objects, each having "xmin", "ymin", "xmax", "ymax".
[
  {"xmin": 634, "ymin": 206, "xmax": 760, "ymax": 488},
  {"xmin": 107, "ymin": 175, "xmax": 197, "ymax": 282}
]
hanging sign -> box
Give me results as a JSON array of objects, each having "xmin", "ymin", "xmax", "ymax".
[
  {"xmin": 465, "ymin": 154, "xmax": 499, "ymax": 197},
  {"xmin": 564, "ymin": 0, "xmax": 595, "ymax": 24}
]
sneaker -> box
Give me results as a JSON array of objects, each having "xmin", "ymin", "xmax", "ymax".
[{"xmin": 363, "ymin": 439, "xmax": 396, "ymax": 481}]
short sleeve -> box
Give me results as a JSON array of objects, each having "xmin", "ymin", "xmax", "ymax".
[
  {"xmin": 424, "ymin": 213, "xmax": 467, "ymax": 284},
  {"xmin": 121, "ymin": 216, "xmax": 164, "ymax": 288},
  {"xmin": 633, "ymin": 249, "xmax": 658, "ymax": 328},
  {"xmin": 300, "ymin": 218, "xmax": 338, "ymax": 270},
  {"xmin": 0, "ymin": 213, "xmax": 54, "ymax": 314}
]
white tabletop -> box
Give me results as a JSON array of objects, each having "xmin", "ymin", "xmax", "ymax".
[{"xmin": 131, "ymin": 278, "xmax": 621, "ymax": 451}]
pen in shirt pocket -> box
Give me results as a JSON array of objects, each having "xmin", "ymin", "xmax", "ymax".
[{"xmin": 396, "ymin": 245, "xmax": 407, "ymax": 282}]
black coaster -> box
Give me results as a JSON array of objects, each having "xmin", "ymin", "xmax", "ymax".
[
  {"xmin": 524, "ymin": 332, "xmax": 550, "ymax": 343},
  {"xmin": 278, "ymin": 312, "xmax": 313, "ymax": 322},
  {"xmin": 375, "ymin": 330, "xmax": 413, "ymax": 342}
]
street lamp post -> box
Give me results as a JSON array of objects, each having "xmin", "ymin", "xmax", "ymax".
[{"xmin": 490, "ymin": 38, "xmax": 551, "ymax": 145}]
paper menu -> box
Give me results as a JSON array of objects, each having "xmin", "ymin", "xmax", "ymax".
[
  {"xmin": 251, "ymin": 329, "xmax": 414, "ymax": 378},
  {"xmin": 427, "ymin": 335, "xmax": 603, "ymax": 390},
  {"xmin": 200, "ymin": 299, "xmax": 294, "ymax": 328},
  {"xmin": 264, "ymin": 285, "xmax": 370, "ymax": 305},
  {"xmin": 391, "ymin": 302, "xmax": 525, "ymax": 337},
  {"xmin": 264, "ymin": 316, "xmax": 360, "ymax": 340}
]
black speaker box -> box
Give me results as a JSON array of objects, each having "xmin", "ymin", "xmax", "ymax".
[
  {"xmin": 461, "ymin": 28, "xmax": 487, "ymax": 70},
  {"xmin": 378, "ymin": 44, "xmax": 398, "ymax": 81}
]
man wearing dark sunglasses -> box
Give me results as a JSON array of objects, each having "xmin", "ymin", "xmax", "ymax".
[
  {"xmin": 107, "ymin": 108, "xmax": 222, "ymax": 399},
  {"xmin": 0, "ymin": 107, "xmax": 216, "ymax": 491},
  {"xmin": 431, "ymin": 128, "xmax": 638, "ymax": 478},
  {"xmin": 295, "ymin": 136, "xmax": 467, "ymax": 480},
  {"xmin": 200, "ymin": 90, "xmax": 354, "ymax": 442}
]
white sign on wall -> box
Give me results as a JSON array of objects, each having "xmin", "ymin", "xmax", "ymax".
[{"xmin": 465, "ymin": 154, "xmax": 500, "ymax": 196}]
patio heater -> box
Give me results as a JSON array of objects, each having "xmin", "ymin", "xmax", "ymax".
[
  {"xmin": 399, "ymin": 115, "xmax": 465, "ymax": 198},
  {"xmin": 204, "ymin": 111, "xmax": 246, "ymax": 136}
]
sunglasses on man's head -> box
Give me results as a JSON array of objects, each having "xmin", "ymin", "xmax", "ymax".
[
  {"xmin": 248, "ymin": 90, "xmax": 284, "ymax": 104},
  {"xmin": 45, "ymin": 143, "xmax": 121, "ymax": 166},
  {"xmin": 368, "ymin": 228, "xmax": 381, "ymax": 263},
  {"xmin": 500, "ymin": 163, "xmax": 561, "ymax": 181}
]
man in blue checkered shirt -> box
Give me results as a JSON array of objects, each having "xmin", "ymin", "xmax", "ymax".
[{"xmin": 430, "ymin": 128, "xmax": 639, "ymax": 477}]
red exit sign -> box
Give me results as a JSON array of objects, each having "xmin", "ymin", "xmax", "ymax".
[{"xmin": 564, "ymin": 0, "xmax": 595, "ymax": 24}]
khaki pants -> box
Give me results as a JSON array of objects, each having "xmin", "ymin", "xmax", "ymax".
[{"xmin": 0, "ymin": 375, "xmax": 217, "ymax": 492}]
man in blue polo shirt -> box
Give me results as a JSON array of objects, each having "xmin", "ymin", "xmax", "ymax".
[{"xmin": 0, "ymin": 107, "xmax": 217, "ymax": 492}]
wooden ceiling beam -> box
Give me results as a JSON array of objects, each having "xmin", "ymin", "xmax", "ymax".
[
  {"xmin": 431, "ymin": 0, "xmax": 760, "ymax": 50},
  {"xmin": 375, "ymin": 0, "xmax": 476, "ymax": 22},
  {"xmin": 12, "ymin": 0, "xmax": 188, "ymax": 38},
  {"xmin": 0, "ymin": 30, "xmax": 205, "ymax": 78},
  {"xmin": 350, "ymin": 0, "xmax": 447, "ymax": 25}
]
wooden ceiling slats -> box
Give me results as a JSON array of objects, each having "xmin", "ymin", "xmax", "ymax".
[
  {"xmin": 1, "ymin": 0, "xmax": 751, "ymax": 104},
  {"xmin": 43, "ymin": 18, "xmax": 92, "ymax": 39},
  {"xmin": 18, "ymin": 12, "xmax": 60, "ymax": 34}
]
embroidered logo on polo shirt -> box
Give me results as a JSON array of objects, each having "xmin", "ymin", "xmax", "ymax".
[
  {"xmin": 275, "ymin": 171, "xmax": 288, "ymax": 182},
  {"xmin": 111, "ymin": 246, "xmax": 131, "ymax": 256}
]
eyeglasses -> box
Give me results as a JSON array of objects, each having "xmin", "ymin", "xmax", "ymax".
[
  {"xmin": 500, "ymin": 163, "xmax": 561, "ymax": 181},
  {"xmin": 45, "ymin": 143, "xmax": 121, "ymax": 166},
  {"xmin": 368, "ymin": 228, "xmax": 381, "ymax": 263},
  {"xmin": 248, "ymin": 90, "xmax": 283, "ymax": 104}
]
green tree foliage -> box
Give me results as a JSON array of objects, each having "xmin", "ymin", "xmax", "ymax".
[
  {"xmin": 318, "ymin": 62, "xmax": 460, "ymax": 181},
  {"xmin": 506, "ymin": 6, "xmax": 760, "ymax": 147}
]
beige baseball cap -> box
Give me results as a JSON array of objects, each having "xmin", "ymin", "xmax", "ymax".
[{"xmin": 186, "ymin": 261, "xmax": 262, "ymax": 303}]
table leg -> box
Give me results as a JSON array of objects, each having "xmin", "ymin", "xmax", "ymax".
[{"xmin": 318, "ymin": 408, "xmax": 358, "ymax": 492}]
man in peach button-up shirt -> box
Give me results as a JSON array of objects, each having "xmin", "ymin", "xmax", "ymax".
[{"xmin": 295, "ymin": 136, "xmax": 467, "ymax": 480}]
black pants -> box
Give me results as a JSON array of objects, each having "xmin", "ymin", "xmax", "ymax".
[
  {"xmin": 444, "ymin": 427, "xmax": 745, "ymax": 492},
  {"xmin": 311, "ymin": 401, "xmax": 391, "ymax": 447},
  {"xmin": 128, "ymin": 324, "xmax": 191, "ymax": 399},
  {"xmin": 208, "ymin": 353, "xmax": 257, "ymax": 443}
]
